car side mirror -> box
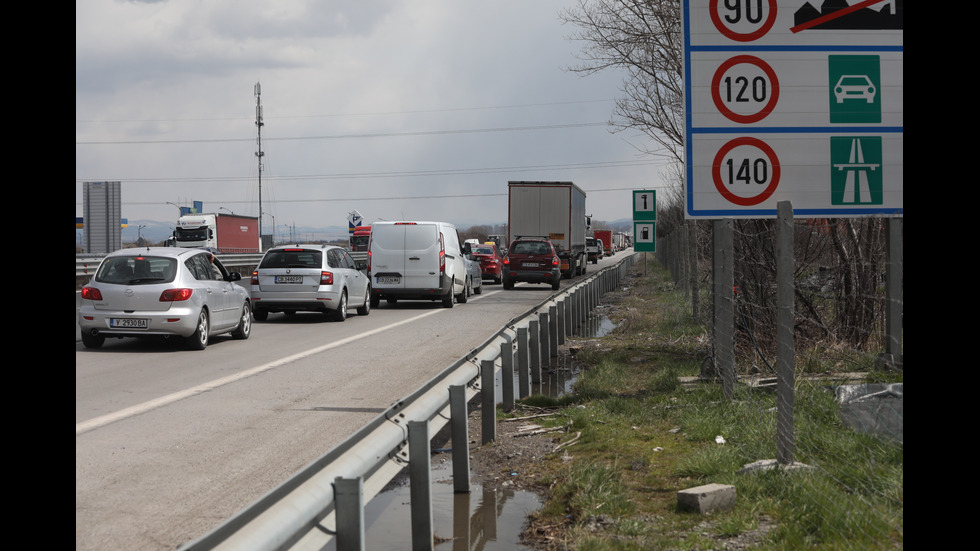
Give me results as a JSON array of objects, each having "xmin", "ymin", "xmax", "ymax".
[
  {"xmin": 356, "ymin": 261, "xmax": 368, "ymax": 271},
  {"xmin": 227, "ymin": 272, "xmax": 242, "ymax": 282}
]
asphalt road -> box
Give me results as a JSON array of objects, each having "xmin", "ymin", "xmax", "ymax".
[{"xmin": 76, "ymin": 254, "xmax": 623, "ymax": 550}]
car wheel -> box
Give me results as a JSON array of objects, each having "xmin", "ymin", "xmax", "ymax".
[
  {"xmin": 334, "ymin": 290, "xmax": 348, "ymax": 321},
  {"xmin": 186, "ymin": 309, "xmax": 210, "ymax": 350},
  {"xmin": 253, "ymin": 308, "xmax": 268, "ymax": 321},
  {"xmin": 81, "ymin": 332, "xmax": 105, "ymax": 349},
  {"xmin": 231, "ymin": 302, "xmax": 252, "ymax": 339},
  {"xmin": 370, "ymin": 293, "xmax": 380, "ymax": 308},
  {"xmin": 494, "ymin": 276, "xmax": 501, "ymax": 285},
  {"xmin": 357, "ymin": 287, "xmax": 371, "ymax": 316},
  {"xmin": 458, "ymin": 277, "xmax": 469, "ymax": 304},
  {"xmin": 503, "ymin": 277, "xmax": 514, "ymax": 290},
  {"xmin": 474, "ymin": 280, "xmax": 482, "ymax": 295},
  {"xmin": 443, "ymin": 287, "xmax": 455, "ymax": 308}
]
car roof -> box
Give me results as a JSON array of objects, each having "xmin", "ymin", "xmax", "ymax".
[
  {"xmin": 268, "ymin": 244, "xmax": 338, "ymax": 250},
  {"xmin": 105, "ymin": 247, "xmax": 203, "ymax": 259}
]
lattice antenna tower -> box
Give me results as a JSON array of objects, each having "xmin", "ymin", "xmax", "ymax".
[{"xmin": 254, "ymin": 82, "xmax": 265, "ymax": 239}]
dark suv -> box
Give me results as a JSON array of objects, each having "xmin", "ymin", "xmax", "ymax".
[{"xmin": 502, "ymin": 237, "xmax": 562, "ymax": 290}]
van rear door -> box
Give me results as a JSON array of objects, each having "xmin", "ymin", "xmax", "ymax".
[
  {"xmin": 370, "ymin": 222, "xmax": 441, "ymax": 291},
  {"xmin": 402, "ymin": 223, "xmax": 441, "ymax": 290}
]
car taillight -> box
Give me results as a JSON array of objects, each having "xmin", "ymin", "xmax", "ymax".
[
  {"xmin": 439, "ymin": 233, "xmax": 446, "ymax": 274},
  {"xmin": 160, "ymin": 288, "xmax": 194, "ymax": 302},
  {"xmin": 321, "ymin": 271, "xmax": 334, "ymax": 285},
  {"xmin": 552, "ymin": 256, "xmax": 560, "ymax": 266},
  {"xmin": 250, "ymin": 271, "xmax": 259, "ymax": 285},
  {"xmin": 80, "ymin": 287, "xmax": 102, "ymax": 301},
  {"xmin": 503, "ymin": 256, "xmax": 510, "ymax": 265},
  {"xmin": 367, "ymin": 251, "xmax": 372, "ymax": 273}
]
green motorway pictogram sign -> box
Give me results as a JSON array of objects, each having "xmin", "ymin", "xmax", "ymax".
[{"xmin": 831, "ymin": 136, "xmax": 882, "ymax": 205}]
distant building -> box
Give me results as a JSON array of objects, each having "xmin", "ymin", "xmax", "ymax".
[{"xmin": 83, "ymin": 181, "xmax": 122, "ymax": 253}]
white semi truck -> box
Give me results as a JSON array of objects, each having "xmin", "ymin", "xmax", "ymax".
[{"xmin": 507, "ymin": 181, "xmax": 589, "ymax": 278}]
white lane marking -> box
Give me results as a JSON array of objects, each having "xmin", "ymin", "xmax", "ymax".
[{"xmin": 76, "ymin": 307, "xmax": 450, "ymax": 435}]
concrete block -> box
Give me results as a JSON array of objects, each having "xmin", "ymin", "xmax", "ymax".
[{"xmin": 677, "ymin": 483, "xmax": 736, "ymax": 514}]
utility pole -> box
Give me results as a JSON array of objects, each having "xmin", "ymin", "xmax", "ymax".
[{"xmin": 254, "ymin": 82, "xmax": 265, "ymax": 245}]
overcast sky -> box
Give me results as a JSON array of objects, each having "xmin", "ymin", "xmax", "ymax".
[{"xmin": 76, "ymin": 0, "xmax": 671, "ymax": 240}]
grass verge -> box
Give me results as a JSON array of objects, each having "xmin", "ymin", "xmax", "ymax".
[{"xmin": 515, "ymin": 258, "xmax": 903, "ymax": 550}]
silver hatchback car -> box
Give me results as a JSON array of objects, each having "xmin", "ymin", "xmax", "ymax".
[
  {"xmin": 250, "ymin": 244, "xmax": 370, "ymax": 321},
  {"xmin": 78, "ymin": 247, "xmax": 252, "ymax": 350}
]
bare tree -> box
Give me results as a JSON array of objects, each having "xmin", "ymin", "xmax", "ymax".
[{"xmin": 560, "ymin": 0, "xmax": 684, "ymax": 163}]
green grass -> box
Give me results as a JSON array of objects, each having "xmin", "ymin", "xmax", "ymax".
[{"xmin": 514, "ymin": 259, "xmax": 903, "ymax": 550}]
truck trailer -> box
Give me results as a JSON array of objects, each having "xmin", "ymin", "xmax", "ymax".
[
  {"xmin": 594, "ymin": 230, "xmax": 614, "ymax": 256},
  {"xmin": 507, "ymin": 181, "xmax": 589, "ymax": 279},
  {"xmin": 172, "ymin": 213, "xmax": 260, "ymax": 253}
]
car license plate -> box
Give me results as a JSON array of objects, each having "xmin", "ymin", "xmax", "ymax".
[
  {"xmin": 110, "ymin": 318, "xmax": 148, "ymax": 329},
  {"xmin": 275, "ymin": 275, "xmax": 303, "ymax": 284},
  {"xmin": 376, "ymin": 276, "xmax": 400, "ymax": 285},
  {"xmin": 523, "ymin": 262, "xmax": 539, "ymax": 268}
]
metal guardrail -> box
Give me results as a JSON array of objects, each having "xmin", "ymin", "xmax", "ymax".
[
  {"xmin": 76, "ymin": 253, "xmax": 265, "ymax": 278},
  {"xmin": 178, "ymin": 253, "xmax": 636, "ymax": 551}
]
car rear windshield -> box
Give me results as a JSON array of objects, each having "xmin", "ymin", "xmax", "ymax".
[
  {"xmin": 474, "ymin": 246, "xmax": 495, "ymax": 255},
  {"xmin": 511, "ymin": 241, "xmax": 551, "ymax": 255},
  {"xmin": 96, "ymin": 256, "xmax": 178, "ymax": 284},
  {"xmin": 260, "ymin": 249, "xmax": 323, "ymax": 269}
]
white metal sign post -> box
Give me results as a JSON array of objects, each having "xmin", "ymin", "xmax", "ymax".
[{"xmin": 682, "ymin": 0, "xmax": 903, "ymax": 218}]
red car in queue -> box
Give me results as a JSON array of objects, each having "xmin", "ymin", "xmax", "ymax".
[
  {"xmin": 501, "ymin": 237, "xmax": 562, "ymax": 291},
  {"xmin": 471, "ymin": 243, "xmax": 503, "ymax": 284}
]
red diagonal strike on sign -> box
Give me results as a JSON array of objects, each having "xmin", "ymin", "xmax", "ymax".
[{"xmin": 791, "ymin": 0, "xmax": 887, "ymax": 33}]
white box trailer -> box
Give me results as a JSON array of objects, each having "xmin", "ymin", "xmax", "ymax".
[{"xmin": 507, "ymin": 181, "xmax": 589, "ymax": 278}]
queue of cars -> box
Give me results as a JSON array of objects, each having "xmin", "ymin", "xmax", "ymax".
[{"xmin": 78, "ymin": 223, "xmax": 618, "ymax": 350}]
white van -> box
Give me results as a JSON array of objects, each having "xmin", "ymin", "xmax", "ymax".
[{"xmin": 368, "ymin": 221, "xmax": 468, "ymax": 308}]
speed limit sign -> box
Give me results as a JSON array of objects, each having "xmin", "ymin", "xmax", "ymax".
[
  {"xmin": 683, "ymin": 0, "xmax": 903, "ymax": 218},
  {"xmin": 712, "ymin": 137, "xmax": 780, "ymax": 206}
]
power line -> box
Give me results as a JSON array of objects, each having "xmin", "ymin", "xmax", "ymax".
[
  {"xmin": 75, "ymin": 159, "xmax": 662, "ymax": 185},
  {"xmin": 74, "ymin": 98, "xmax": 617, "ymax": 124},
  {"xmin": 75, "ymin": 121, "xmax": 610, "ymax": 145}
]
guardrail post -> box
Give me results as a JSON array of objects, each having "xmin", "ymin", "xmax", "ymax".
[
  {"xmin": 501, "ymin": 338, "xmax": 515, "ymax": 412},
  {"xmin": 556, "ymin": 298, "xmax": 566, "ymax": 346},
  {"xmin": 408, "ymin": 420, "xmax": 433, "ymax": 550},
  {"xmin": 481, "ymin": 359, "xmax": 496, "ymax": 444},
  {"xmin": 548, "ymin": 305, "xmax": 559, "ymax": 358},
  {"xmin": 516, "ymin": 327, "xmax": 530, "ymax": 398},
  {"xmin": 528, "ymin": 319, "xmax": 541, "ymax": 384},
  {"xmin": 538, "ymin": 312, "xmax": 551, "ymax": 366},
  {"xmin": 449, "ymin": 385, "xmax": 470, "ymax": 494},
  {"xmin": 334, "ymin": 477, "xmax": 365, "ymax": 551}
]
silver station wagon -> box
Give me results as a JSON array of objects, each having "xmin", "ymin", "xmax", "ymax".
[
  {"xmin": 250, "ymin": 244, "xmax": 370, "ymax": 321},
  {"xmin": 78, "ymin": 247, "xmax": 252, "ymax": 350}
]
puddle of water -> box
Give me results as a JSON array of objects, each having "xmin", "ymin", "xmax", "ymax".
[
  {"xmin": 329, "ymin": 306, "xmax": 618, "ymax": 549},
  {"xmin": 324, "ymin": 460, "xmax": 542, "ymax": 550}
]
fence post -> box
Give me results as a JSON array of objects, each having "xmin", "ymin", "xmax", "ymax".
[
  {"xmin": 548, "ymin": 305, "xmax": 559, "ymax": 358},
  {"xmin": 712, "ymin": 220, "xmax": 735, "ymax": 399},
  {"xmin": 776, "ymin": 201, "xmax": 796, "ymax": 465},
  {"xmin": 334, "ymin": 477, "xmax": 365, "ymax": 551},
  {"xmin": 885, "ymin": 218, "xmax": 903, "ymax": 368},
  {"xmin": 556, "ymin": 298, "xmax": 566, "ymax": 346},
  {"xmin": 481, "ymin": 359, "xmax": 496, "ymax": 444},
  {"xmin": 408, "ymin": 420, "xmax": 433, "ymax": 550},
  {"xmin": 528, "ymin": 318, "xmax": 541, "ymax": 384},
  {"xmin": 449, "ymin": 385, "xmax": 470, "ymax": 494},
  {"xmin": 516, "ymin": 327, "xmax": 530, "ymax": 398},
  {"xmin": 538, "ymin": 312, "xmax": 551, "ymax": 366},
  {"xmin": 501, "ymin": 338, "xmax": 515, "ymax": 412}
]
